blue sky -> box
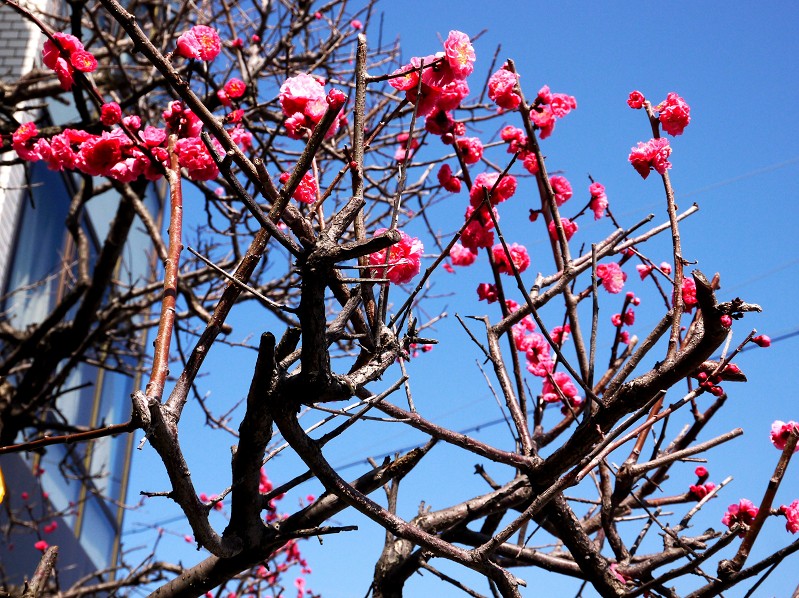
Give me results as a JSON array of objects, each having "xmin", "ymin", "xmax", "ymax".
[{"xmin": 124, "ymin": 2, "xmax": 799, "ymax": 596}]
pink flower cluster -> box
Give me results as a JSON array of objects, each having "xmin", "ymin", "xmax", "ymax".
[
  {"xmin": 369, "ymin": 229, "xmax": 424, "ymax": 285},
  {"xmin": 279, "ymin": 73, "xmax": 346, "ymax": 139},
  {"xmin": 492, "ymin": 243, "xmax": 530, "ymax": 275},
  {"xmin": 499, "ymin": 126, "xmax": 539, "ymax": 175},
  {"xmin": 656, "ymin": 92, "xmax": 691, "ymax": 136},
  {"xmin": 589, "ymin": 182, "xmax": 608, "ymax": 220},
  {"xmin": 437, "ymin": 164, "xmax": 461, "ymax": 193},
  {"xmin": 543, "ymin": 371, "xmax": 582, "ymax": 413},
  {"xmin": 596, "ymin": 262, "xmax": 626, "ymax": 294},
  {"xmin": 688, "ymin": 465, "xmax": 716, "ymax": 500},
  {"xmin": 629, "ymin": 137, "xmax": 672, "ymax": 179},
  {"xmin": 530, "ymin": 85, "xmax": 577, "ymax": 139},
  {"xmin": 636, "ymin": 261, "xmax": 672, "ymax": 279},
  {"xmin": 488, "ymin": 66, "xmax": 521, "ymax": 110},
  {"xmin": 42, "ymin": 32, "xmax": 98, "ymax": 90},
  {"xmin": 780, "ymin": 500, "xmax": 799, "ymax": 534},
  {"xmin": 389, "ymin": 31, "xmax": 475, "ymax": 125},
  {"xmin": 468, "ymin": 172, "xmax": 517, "ymax": 207}
]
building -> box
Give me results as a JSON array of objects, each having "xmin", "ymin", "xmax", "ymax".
[{"xmin": 0, "ymin": 1, "xmax": 161, "ymax": 589}]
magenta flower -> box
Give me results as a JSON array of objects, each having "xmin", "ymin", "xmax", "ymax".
[
  {"xmin": 461, "ymin": 205, "xmax": 496, "ymax": 251},
  {"xmin": 680, "ymin": 277, "xmax": 698, "ymax": 311},
  {"xmin": 627, "ymin": 90, "xmax": 646, "ymax": 109},
  {"xmin": 437, "ymin": 164, "xmax": 462, "ymax": 193},
  {"xmin": 752, "ymin": 334, "xmax": 771, "ymax": 348},
  {"xmin": 492, "ymin": 243, "xmax": 530, "ymax": 275},
  {"xmin": 279, "ymin": 73, "xmax": 344, "ymax": 139},
  {"xmin": 369, "ymin": 229, "xmax": 423, "ymax": 285},
  {"xmin": 224, "ymin": 78, "xmax": 247, "ymax": 99},
  {"xmin": 42, "ymin": 32, "xmax": 97, "ymax": 90},
  {"xmin": 770, "ymin": 421, "xmax": 799, "ymax": 452},
  {"xmin": 455, "ymin": 137, "xmax": 483, "ymax": 165},
  {"xmin": 657, "ymin": 92, "xmax": 691, "ymax": 136},
  {"xmin": 448, "ymin": 243, "xmax": 476, "ymax": 267},
  {"xmin": 175, "ymin": 136, "xmax": 220, "ymax": 181},
  {"xmin": 100, "ymin": 102, "xmax": 122, "ymax": 126},
  {"xmin": 488, "ymin": 67, "xmax": 521, "ymax": 110},
  {"xmin": 34, "ymin": 540, "xmax": 48, "ymax": 551},
  {"xmin": 596, "ymin": 262, "xmax": 626, "ymax": 294},
  {"xmin": 469, "ymin": 172, "xmax": 517, "ymax": 207},
  {"xmin": 525, "ymin": 334, "xmax": 552, "ymax": 377},
  {"xmin": 629, "ymin": 137, "xmax": 672, "ymax": 179},
  {"xmin": 477, "ymin": 283, "xmax": 498, "ymax": 303},
  {"xmin": 548, "ymin": 218, "xmax": 578, "ymax": 243},
  {"xmin": 722, "ymin": 499, "xmax": 758, "ymax": 536},
  {"xmin": 589, "ymin": 182, "xmax": 608, "ymax": 220},
  {"xmin": 542, "ymin": 372, "xmax": 580, "ymax": 406},
  {"xmin": 550, "ymin": 175, "xmax": 573, "ymax": 206},
  {"xmin": 780, "ymin": 500, "xmax": 799, "ymax": 534},
  {"xmin": 279, "ymin": 171, "xmax": 318, "ymax": 204},
  {"xmin": 176, "ymin": 25, "xmax": 222, "ymax": 61}
]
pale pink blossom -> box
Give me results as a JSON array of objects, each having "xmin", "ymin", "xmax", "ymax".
[
  {"xmin": 629, "ymin": 137, "xmax": 672, "ymax": 179},
  {"xmin": 596, "ymin": 262, "xmax": 626, "ymax": 294},
  {"xmin": 770, "ymin": 421, "xmax": 799, "ymax": 452},
  {"xmin": 657, "ymin": 92, "xmax": 691, "ymax": 136},
  {"xmin": 492, "ymin": 243, "xmax": 530, "ymax": 275},
  {"xmin": 279, "ymin": 73, "xmax": 334, "ymax": 139},
  {"xmin": 369, "ymin": 229, "xmax": 423, "ymax": 285},
  {"xmin": 176, "ymin": 25, "xmax": 222, "ymax": 61},
  {"xmin": 443, "ymin": 31, "xmax": 475, "ymax": 79},
  {"xmin": 488, "ymin": 67, "xmax": 521, "ymax": 110}
]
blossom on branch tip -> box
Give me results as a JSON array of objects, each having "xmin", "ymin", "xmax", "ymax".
[
  {"xmin": 175, "ymin": 136, "xmax": 220, "ymax": 181},
  {"xmin": 752, "ymin": 334, "xmax": 771, "ymax": 348},
  {"xmin": 780, "ymin": 500, "xmax": 799, "ymax": 534},
  {"xmin": 437, "ymin": 164, "xmax": 462, "ymax": 193},
  {"xmin": 657, "ymin": 92, "xmax": 691, "ymax": 136},
  {"xmin": 525, "ymin": 334, "xmax": 552, "ymax": 377},
  {"xmin": 443, "ymin": 31, "xmax": 476, "ymax": 79},
  {"xmin": 42, "ymin": 32, "xmax": 97, "ymax": 90},
  {"xmin": 279, "ymin": 74, "xmax": 344, "ymax": 139},
  {"xmin": 627, "ymin": 91, "xmax": 645, "ymax": 109},
  {"xmin": 589, "ymin": 182, "xmax": 608, "ymax": 219},
  {"xmin": 770, "ymin": 421, "xmax": 799, "ymax": 452},
  {"xmin": 722, "ymin": 499, "xmax": 758, "ymax": 536},
  {"xmin": 629, "ymin": 137, "xmax": 672, "ymax": 179},
  {"xmin": 176, "ymin": 25, "xmax": 222, "ymax": 61},
  {"xmin": 369, "ymin": 229, "xmax": 423, "ymax": 285}
]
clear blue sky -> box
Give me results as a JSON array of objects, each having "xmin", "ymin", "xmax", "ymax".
[{"xmin": 125, "ymin": 2, "xmax": 799, "ymax": 596}]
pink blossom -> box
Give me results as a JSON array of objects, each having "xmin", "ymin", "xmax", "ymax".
[
  {"xmin": 492, "ymin": 243, "xmax": 530, "ymax": 275},
  {"xmin": 657, "ymin": 92, "xmax": 691, "ymax": 136},
  {"xmin": 627, "ymin": 91, "xmax": 645, "ymax": 109},
  {"xmin": 443, "ymin": 31, "xmax": 475, "ymax": 79},
  {"xmin": 350, "ymin": 19, "xmax": 363, "ymax": 30},
  {"xmin": 388, "ymin": 63, "xmax": 419, "ymax": 92},
  {"xmin": 487, "ymin": 67, "xmax": 521, "ymax": 110},
  {"xmin": 34, "ymin": 540, "xmax": 48, "ymax": 551},
  {"xmin": 369, "ymin": 229, "xmax": 423, "ymax": 285},
  {"xmin": 521, "ymin": 151, "xmax": 539, "ymax": 174},
  {"xmin": 501, "ymin": 126, "xmax": 526, "ymax": 151},
  {"xmin": 394, "ymin": 132, "xmax": 419, "ymax": 162},
  {"xmin": 629, "ymin": 137, "xmax": 672, "ymax": 179},
  {"xmin": 530, "ymin": 105, "xmax": 556, "ymax": 138},
  {"xmin": 43, "ymin": 521, "xmax": 57, "ymax": 534},
  {"xmin": 279, "ymin": 73, "xmax": 331, "ymax": 139},
  {"xmin": 538, "ymin": 85, "xmax": 577, "ymax": 119},
  {"xmin": 449, "ymin": 242, "xmax": 476, "ymax": 266},
  {"xmin": 100, "ymin": 102, "xmax": 122, "ymax": 126},
  {"xmin": 279, "ymin": 171, "xmax": 318, "ymax": 204},
  {"xmin": 140, "ymin": 126, "xmax": 167, "ymax": 148},
  {"xmin": 752, "ymin": 335, "xmax": 771, "ymax": 348},
  {"xmin": 70, "ymin": 50, "xmax": 97, "ymax": 73},
  {"xmin": 425, "ymin": 108, "xmax": 455, "ymax": 136},
  {"xmin": 456, "ymin": 137, "xmax": 483, "ymax": 164},
  {"xmin": 722, "ymin": 499, "xmax": 758, "ymax": 536},
  {"xmin": 542, "ymin": 371, "xmax": 580, "ymax": 406},
  {"xmin": 175, "ymin": 136, "xmax": 219, "ymax": 181},
  {"xmin": 547, "ymin": 218, "xmax": 578, "ymax": 243},
  {"xmin": 596, "ymin": 262, "xmax": 626, "ymax": 294},
  {"xmin": 77, "ymin": 132, "xmax": 123, "ymax": 177},
  {"xmin": 437, "ymin": 164, "xmax": 462, "ymax": 193},
  {"xmin": 780, "ymin": 500, "xmax": 799, "ymax": 534},
  {"xmin": 660, "ymin": 262, "xmax": 672, "ymax": 275},
  {"xmin": 681, "ymin": 277, "xmax": 698, "ymax": 311},
  {"xmin": 224, "ymin": 78, "xmax": 247, "ymax": 99},
  {"xmin": 176, "ymin": 25, "xmax": 222, "ymax": 61},
  {"xmin": 461, "ymin": 205, "xmax": 496, "ymax": 251},
  {"xmin": 689, "ymin": 482, "xmax": 716, "ymax": 500},
  {"xmin": 589, "ymin": 182, "xmax": 608, "ymax": 220},
  {"xmin": 11, "ymin": 122, "xmax": 44, "ymax": 161},
  {"xmin": 469, "ymin": 172, "xmax": 517, "ymax": 207},
  {"xmin": 695, "ymin": 466, "xmax": 709, "ymax": 480},
  {"xmin": 770, "ymin": 421, "xmax": 799, "ymax": 452},
  {"xmin": 636, "ymin": 264, "xmax": 653, "ymax": 279},
  {"xmin": 525, "ymin": 334, "xmax": 552, "ymax": 377},
  {"xmin": 550, "ymin": 175, "xmax": 572, "ymax": 206},
  {"xmin": 551, "ymin": 324, "xmax": 571, "ymax": 345},
  {"xmin": 477, "ymin": 283, "xmax": 498, "ymax": 303}
]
